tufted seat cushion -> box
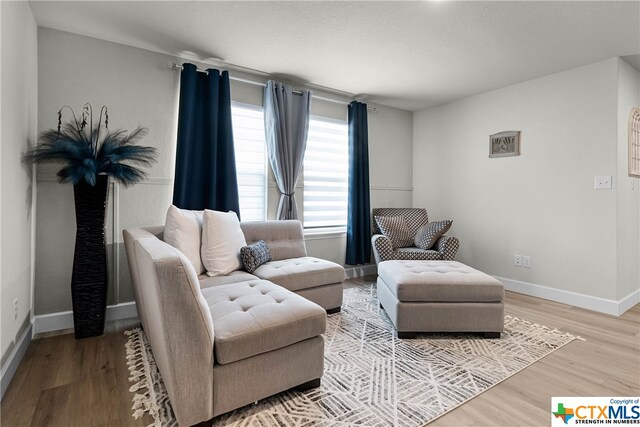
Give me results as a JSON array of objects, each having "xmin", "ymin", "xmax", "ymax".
[
  {"xmin": 252, "ymin": 257, "xmax": 345, "ymax": 292},
  {"xmin": 377, "ymin": 260, "xmax": 504, "ymax": 302},
  {"xmin": 201, "ymin": 279, "xmax": 326, "ymax": 365},
  {"xmin": 394, "ymin": 247, "xmax": 442, "ymax": 260}
]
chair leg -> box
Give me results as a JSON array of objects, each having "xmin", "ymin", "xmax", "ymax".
[
  {"xmin": 326, "ymin": 307, "xmax": 341, "ymax": 315},
  {"xmin": 295, "ymin": 378, "xmax": 321, "ymax": 391}
]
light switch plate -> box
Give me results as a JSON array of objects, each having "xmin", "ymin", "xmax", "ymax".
[{"xmin": 594, "ymin": 176, "xmax": 612, "ymax": 190}]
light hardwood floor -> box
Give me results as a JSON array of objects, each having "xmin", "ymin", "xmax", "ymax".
[{"xmin": 1, "ymin": 276, "xmax": 638, "ymax": 427}]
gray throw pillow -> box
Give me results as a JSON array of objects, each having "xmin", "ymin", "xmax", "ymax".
[
  {"xmin": 375, "ymin": 215, "xmax": 414, "ymax": 249},
  {"xmin": 415, "ymin": 220, "xmax": 453, "ymax": 250},
  {"xmin": 240, "ymin": 240, "xmax": 271, "ymax": 273}
]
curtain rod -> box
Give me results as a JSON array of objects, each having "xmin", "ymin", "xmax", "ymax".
[{"xmin": 169, "ymin": 62, "xmax": 378, "ymax": 112}]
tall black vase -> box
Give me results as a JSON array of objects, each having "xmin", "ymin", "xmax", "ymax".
[{"xmin": 71, "ymin": 174, "xmax": 109, "ymax": 339}]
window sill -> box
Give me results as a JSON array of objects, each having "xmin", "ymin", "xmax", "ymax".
[{"xmin": 304, "ymin": 227, "xmax": 347, "ymax": 240}]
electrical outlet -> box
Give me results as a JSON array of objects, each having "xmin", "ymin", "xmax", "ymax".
[
  {"xmin": 523, "ymin": 256, "xmax": 532, "ymax": 268},
  {"xmin": 13, "ymin": 299, "xmax": 18, "ymax": 321},
  {"xmin": 594, "ymin": 176, "xmax": 612, "ymax": 190},
  {"xmin": 514, "ymin": 255, "xmax": 522, "ymax": 267}
]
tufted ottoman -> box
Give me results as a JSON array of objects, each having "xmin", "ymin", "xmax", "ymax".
[{"xmin": 377, "ymin": 260, "xmax": 504, "ymax": 338}]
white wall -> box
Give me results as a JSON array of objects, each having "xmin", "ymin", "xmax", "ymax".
[
  {"xmin": 35, "ymin": 28, "xmax": 413, "ymax": 315},
  {"xmin": 369, "ymin": 106, "xmax": 414, "ymax": 208},
  {"xmin": 413, "ymin": 58, "xmax": 622, "ymax": 301},
  {"xmin": 1, "ymin": 2, "xmax": 38, "ymax": 368},
  {"xmin": 36, "ymin": 28, "xmax": 180, "ymax": 313},
  {"xmin": 616, "ymin": 58, "xmax": 640, "ymax": 300}
]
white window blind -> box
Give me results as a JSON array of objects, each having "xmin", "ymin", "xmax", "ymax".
[
  {"xmin": 232, "ymin": 104, "xmax": 267, "ymax": 222},
  {"xmin": 303, "ymin": 118, "xmax": 349, "ymax": 229}
]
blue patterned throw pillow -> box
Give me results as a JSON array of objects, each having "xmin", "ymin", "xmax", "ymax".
[{"xmin": 240, "ymin": 240, "xmax": 272, "ymax": 273}]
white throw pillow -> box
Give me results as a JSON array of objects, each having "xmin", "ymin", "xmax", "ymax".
[
  {"xmin": 201, "ymin": 210, "xmax": 247, "ymax": 277},
  {"xmin": 163, "ymin": 205, "xmax": 205, "ymax": 275}
]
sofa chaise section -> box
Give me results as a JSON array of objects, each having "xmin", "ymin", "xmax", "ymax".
[
  {"xmin": 123, "ymin": 227, "xmax": 326, "ymax": 426},
  {"xmin": 241, "ymin": 220, "xmax": 345, "ymax": 312},
  {"xmin": 200, "ymin": 279, "xmax": 326, "ymax": 365}
]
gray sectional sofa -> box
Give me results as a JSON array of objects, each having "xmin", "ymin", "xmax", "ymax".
[{"xmin": 123, "ymin": 220, "xmax": 345, "ymax": 426}]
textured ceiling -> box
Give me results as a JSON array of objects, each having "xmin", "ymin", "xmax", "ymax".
[{"xmin": 30, "ymin": 1, "xmax": 640, "ymax": 111}]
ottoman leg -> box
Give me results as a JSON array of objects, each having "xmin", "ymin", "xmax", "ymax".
[
  {"xmin": 295, "ymin": 378, "xmax": 321, "ymax": 391},
  {"xmin": 483, "ymin": 332, "xmax": 501, "ymax": 339},
  {"xmin": 396, "ymin": 331, "xmax": 417, "ymax": 339}
]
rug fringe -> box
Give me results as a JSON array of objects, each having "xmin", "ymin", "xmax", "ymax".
[
  {"xmin": 124, "ymin": 328, "xmax": 172, "ymax": 427},
  {"xmin": 505, "ymin": 314, "xmax": 587, "ymax": 342}
]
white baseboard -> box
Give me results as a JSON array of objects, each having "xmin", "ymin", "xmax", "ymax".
[
  {"xmin": 495, "ymin": 276, "xmax": 640, "ymax": 316},
  {"xmin": 618, "ymin": 288, "xmax": 640, "ymax": 315},
  {"xmin": 105, "ymin": 301, "xmax": 139, "ymax": 322},
  {"xmin": 1, "ymin": 323, "xmax": 32, "ymax": 401},
  {"xmin": 345, "ymin": 264, "xmax": 377, "ymax": 279},
  {"xmin": 33, "ymin": 301, "xmax": 138, "ymax": 335}
]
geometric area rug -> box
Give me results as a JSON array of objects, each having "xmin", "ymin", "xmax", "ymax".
[{"xmin": 125, "ymin": 283, "xmax": 581, "ymax": 427}]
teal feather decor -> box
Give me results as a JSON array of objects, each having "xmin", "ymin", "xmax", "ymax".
[{"xmin": 25, "ymin": 104, "xmax": 158, "ymax": 186}]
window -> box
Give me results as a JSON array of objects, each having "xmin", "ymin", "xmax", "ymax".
[
  {"xmin": 303, "ymin": 117, "xmax": 349, "ymax": 230},
  {"xmin": 231, "ymin": 104, "xmax": 267, "ymax": 221}
]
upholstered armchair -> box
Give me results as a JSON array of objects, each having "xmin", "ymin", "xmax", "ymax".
[{"xmin": 371, "ymin": 208, "xmax": 459, "ymax": 265}]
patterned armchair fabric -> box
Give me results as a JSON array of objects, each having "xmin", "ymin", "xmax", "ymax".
[{"xmin": 371, "ymin": 208, "xmax": 459, "ymax": 264}]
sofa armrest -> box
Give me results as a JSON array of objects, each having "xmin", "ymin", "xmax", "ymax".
[
  {"xmin": 240, "ymin": 220, "xmax": 307, "ymax": 261},
  {"xmin": 436, "ymin": 235, "xmax": 460, "ymax": 260},
  {"xmin": 371, "ymin": 234, "xmax": 394, "ymax": 265},
  {"xmin": 132, "ymin": 236, "xmax": 215, "ymax": 426}
]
